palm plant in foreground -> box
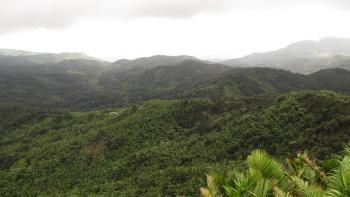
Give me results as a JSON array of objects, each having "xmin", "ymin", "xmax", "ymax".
[{"xmin": 200, "ymin": 146, "xmax": 350, "ymax": 197}]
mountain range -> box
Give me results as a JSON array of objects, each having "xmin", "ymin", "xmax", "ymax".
[
  {"xmin": 2, "ymin": 38, "xmax": 350, "ymax": 196},
  {"xmin": 0, "ymin": 49, "xmax": 103, "ymax": 65},
  {"xmin": 223, "ymin": 37, "xmax": 350, "ymax": 73},
  {"xmin": 1, "ymin": 42, "xmax": 350, "ymax": 109},
  {"xmin": 3, "ymin": 37, "xmax": 350, "ymax": 74}
]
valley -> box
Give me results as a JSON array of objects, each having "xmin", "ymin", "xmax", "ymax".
[{"xmin": 1, "ymin": 38, "xmax": 350, "ymax": 196}]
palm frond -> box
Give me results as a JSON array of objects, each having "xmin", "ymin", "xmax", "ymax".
[
  {"xmin": 247, "ymin": 150, "xmax": 289, "ymax": 190},
  {"xmin": 202, "ymin": 146, "xmax": 350, "ymax": 197},
  {"xmin": 201, "ymin": 187, "xmax": 213, "ymax": 197},
  {"xmin": 205, "ymin": 175, "xmax": 223, "ymax": 197},
  {"xmin": 297, "ymin": 152, "xmax": 326, "ymax": 184},
  {"xmin": 325, "ymin": 155, "xmax": 350, "ymax": 197},
  {"xmin": 250, "ymin": 178, "xmax": 274, "ymax": 197},
  {"xmin": 273, "ymin": 186, "xmax": 292, "ymax": 197},
  {"xmin": 223, "ymin": 170, "xmax": 257, "ymax": 197},
  {"xmin": 291, "ymin": 176, "xmax": 324, "ymax": 197}
]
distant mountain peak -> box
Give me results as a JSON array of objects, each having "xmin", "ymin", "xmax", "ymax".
[
  {"xmin": 0, "ymin": 49, "xmax": 105, "ymax": 64},
  {"xmin": 318, "ymin": 36, "xmax": 350, "ymax": 42},
  {"xmin": 114, "ymin": 55, "xmax": 199, "ymax": 63},
  {"xmin": 111, "ymin": 55, "xmax": 203, "ymax": 70},
  {"xmin": 222, "ymin": 37, "xmax": 350, "ymax": 73},
  {"xmin": 47, "ymin": 52, "xmax": 103, "ymax": 62},
  {"xmin": 0, "ymin": 48, "xmax": 38, "ymax": 56}
]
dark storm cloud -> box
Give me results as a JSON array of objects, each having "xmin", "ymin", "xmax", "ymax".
[{"xmin": 0, "ymin": 0, "xmax": 348, "ymax": 34}]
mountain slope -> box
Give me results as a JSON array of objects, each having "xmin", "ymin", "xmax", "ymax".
[
  {"xmin": 0, "ymin": 59, "xmax": 110, "ymax": 108},
  {"xmin": 190, "ymin": 67, "xmax": 350, "ymax": 98},
  {"xmin": 99, "ymin": 60, "xmax": 231, "ymax": 104},
  {"xmin": 190, "ymin": 67, "xmax": 314, "ymax": 97},
  {"xmin": 0, "ymin": 49, "xmax": 104, "ymax": 65},
  {"xmin": 0, "ymin": 57, "xmax": 230, "ymax": 108},
  {"xmin": 223, "ymin": 37, "xmax": 350, "ymax": 73},
  {"xmin": 0, "ymin": 49, "xmax": 38, "ymax": 56},
  {"xmin": 1, "ymin": 54, "xmax": 350, "ymax": 109},
  {"xmin": 110, "ymin": 55, "xmax": 201, "ymax": 71},
  {"xmin": 309, "ymin": 68, "xmax": 350, "ymax": 93},
  {"xmin": 1, "ymin": 50, "xmax": 350, "ymax": 109},
  {"xmin": 1, "ymin": 91, "xmax": 350, "ymax": 196}
]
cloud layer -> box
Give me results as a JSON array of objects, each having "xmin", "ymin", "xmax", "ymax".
[
  {"xmin": 1, "ymin": 0, "xmax": 349, "ymax": 34},
  {"xmin": 1, "ymin": 0, "xmax": 350, "ymax": 60},
  {"xmin": 0, "ymin": 0, "xmax": 234, "ymax": 34}
]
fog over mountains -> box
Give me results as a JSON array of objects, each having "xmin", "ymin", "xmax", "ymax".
[
  {"xmin": 223, "ymin": 37, "xmax": 350, "ymax": 73},
  {"xmin": 2, "ymin": 37, "xmax": 350, "ymax": 196},
  {"xmin": 3, "ymin": 0, "xmax": 350, "ymax": 195},
  {"xmin": 2, "ymin": 37, "xmax": 350, "ymax": 73},
  {"xmin": 0, "ymin": 37, "xmax": 350, "ymax": 109},
  {"xmin": 0, "ymin": 49, "xmax": 103, "ymax": 65}
]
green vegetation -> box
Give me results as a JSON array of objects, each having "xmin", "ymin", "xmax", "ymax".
[
  {"xmin": 1, "ymin": 91, "xmax": 350, "ymax": 196},
  {"xmin": 192, "ymin": 67, "xmax": 350, "ymax": 98},
  {"xmin": 2, "ymin": 44, "xmax": 350, "ymax": 196},
  {"xmin": 201, "ymin": 145, "xmax": 350, "ymax": 197},
  {"xmin": 0, "ymin": 59, "xmax": 230, "ymax": 109},
  {"xmin": 1, "ymin": 56, "xmax": 350, "ymax": 109}
]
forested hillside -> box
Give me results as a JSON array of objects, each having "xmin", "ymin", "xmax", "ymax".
[
  {"xmin": 0, "ymin": 57, "xmax": 231, "ymax": 108},
  {"xmin": 1, "ymin": 48, "xmax": 350, "ymax": 196},
  {"xmin": 1, "ymin": 55, "xmax": 350, "ymax": 109},
  {"xmin": 2, "ymin": 0, "xmax": 350, "ymax": 193},
  {"xmin": 1, "ymin": 91, "xmax": 350, "ymax": 196},
  {"xmin": 190, "ymin": 67, "xmax": 350, "ymax": 98}
]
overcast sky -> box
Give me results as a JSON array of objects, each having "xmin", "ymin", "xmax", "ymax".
[{"xmin": 1, "ymin": 0, "xmax": 350, "ymax": 61}]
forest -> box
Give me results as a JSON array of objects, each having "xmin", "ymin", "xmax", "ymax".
[
  {"xmin": 1, "ymin": 90, "xmax": 350, "ymax": 196},
  {"xmin": 1, "ymin": 41, "xmax": 350, "ymax": 196}
]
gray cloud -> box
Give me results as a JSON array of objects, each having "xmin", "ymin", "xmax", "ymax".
[
  {"xmin": 0, "ymin": 0, "xmax": 234, "ymax": 34},
  {"xmin": 121, "ymin": 0, "xmax": 234, "ymax": 18},
  {"xmin": 0, "ymin": 0, "xmax": 94, "ymax": 33},
  {"xmin": 0, "ymin": 0, "xmax": 348, "ymax": 34}
]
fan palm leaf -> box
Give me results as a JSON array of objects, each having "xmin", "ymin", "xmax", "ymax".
[{"xmin": 325, "ymin": 155, "xmax": 350, "ymax": 197}]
